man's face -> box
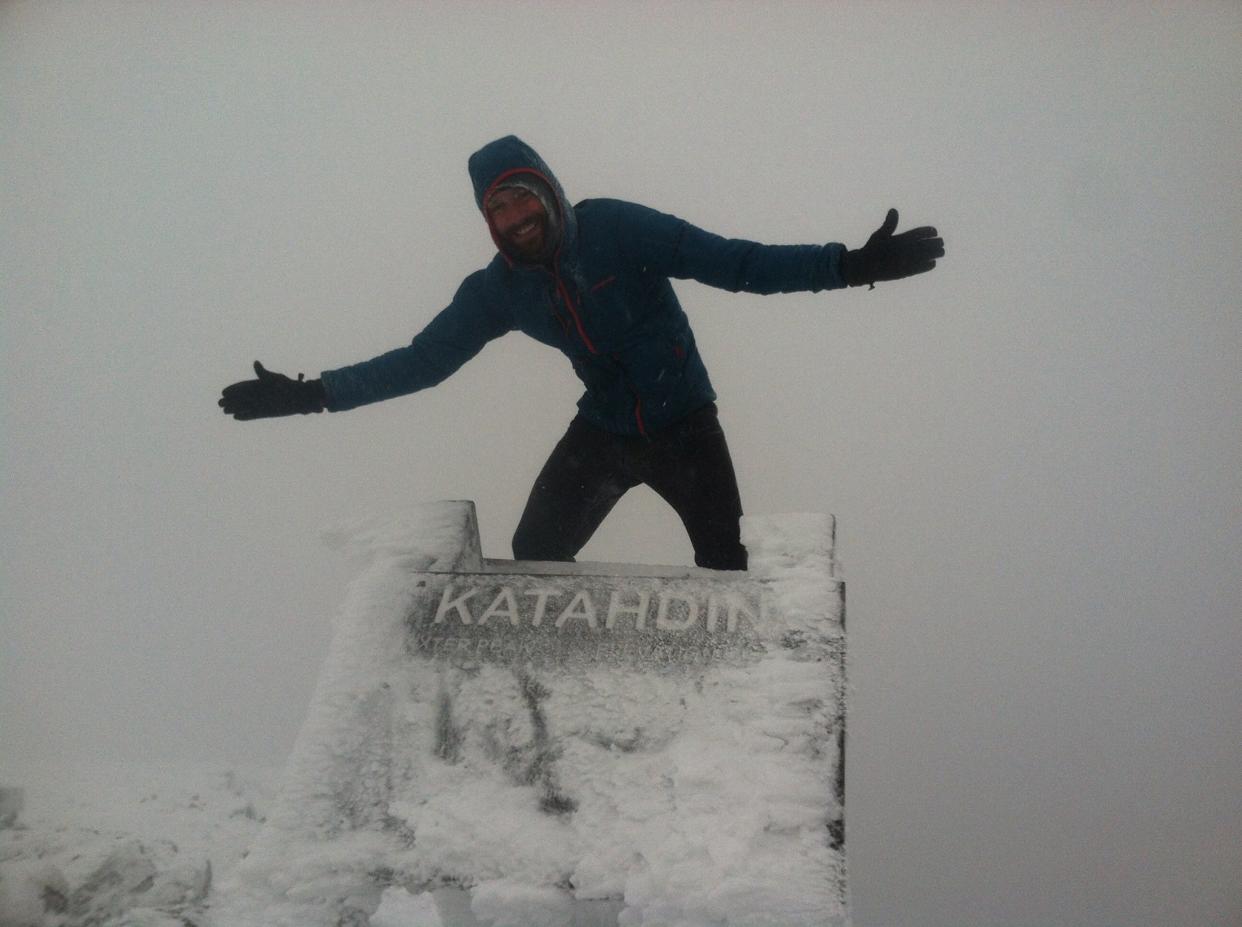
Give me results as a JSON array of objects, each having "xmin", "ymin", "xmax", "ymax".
[{"xmin": 485, "ymin": 185, "xmax": 550, "ymax": 261}]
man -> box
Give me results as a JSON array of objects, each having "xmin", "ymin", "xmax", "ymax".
[{"xmin": 219, "ymin": 136, "xmax": 944, "ymax": 570}]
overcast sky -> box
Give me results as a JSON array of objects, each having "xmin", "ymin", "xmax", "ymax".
[{"xmin": 2, "ymin": 3, "xmax": 1240, "ymax": 926}]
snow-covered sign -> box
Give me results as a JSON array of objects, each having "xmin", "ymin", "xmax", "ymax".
[
  {"xmin": 221, "ymin": 501, "xmax": 847, "ymax": 927},
  {"xmin": 413, "ymin": 571, "xmax": 765, "ymax": 668}
]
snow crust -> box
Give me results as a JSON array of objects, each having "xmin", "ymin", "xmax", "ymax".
[
  {"xmin": 223, "ymin": 504, "xmax": 846, "ymax": 926},
  {"xmin": 4, "ymin": 503, "xmax": 845, "ymax": 927},
  {"xmin": 0, "ymin": 761, "xmax": 274, "ymax": 927}
]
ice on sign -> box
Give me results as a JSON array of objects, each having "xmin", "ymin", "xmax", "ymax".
[
  {"xmin": 223, "ymin": 501, "xmax": 848, "ymax": 927},
  {"xmin": 410, "ymin": 571, "xmax": 767, "ymax": 668}
]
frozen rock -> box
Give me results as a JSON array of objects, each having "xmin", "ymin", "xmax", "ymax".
[
  {"xmin": 67, "ymin": 838, "xmax": 160, "ymax": 923},
  {"xmin": 228, "ymin": 503, "xmax": 848, "ymax": 926},
  {"xmin": 470, "ymin": 879, "xmax": 574, "ymax": 927},
  {"xmin": 0, "ymin": 787, "xmax": 24, "ymax": 829},
  {"xmin": 369, "ymin": 886, "xmax": 444, "ymax": 926},
  {"xmin": 100, "ymin": 908, "xmax": 190, "ymax": 927},
  {"xmin": 0, "ymin": 859, "xmax": 69, "ymax": 927}
]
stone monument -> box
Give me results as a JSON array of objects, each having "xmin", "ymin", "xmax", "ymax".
[{"xmin": 225, "ymin": 501, "xmax": 848, "ymax": 927}]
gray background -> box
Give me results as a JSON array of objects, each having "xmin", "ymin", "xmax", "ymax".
[{"xmin": 3, "ymin": 3, "xmax": 1239, "ymax": 925}]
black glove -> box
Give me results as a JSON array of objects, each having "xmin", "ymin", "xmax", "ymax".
[
  {"xmin": 219, "ymin": 361, "xmax": 326, "ymax": 420},
  {"xmin": 842, "ymin": 208, "xmax": 944, "ymax": 288}
]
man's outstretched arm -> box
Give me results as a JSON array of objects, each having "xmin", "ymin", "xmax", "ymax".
[
  {"xmin": 614, "ymin": 201, "xmax": 943, "ymax": 294},
  {"xmin": 218, "ymin": 271, "xmax": 512, "ymax": 420}
]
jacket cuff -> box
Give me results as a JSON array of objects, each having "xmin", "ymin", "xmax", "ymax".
[
  {"xmin": 818, "ymin": 243, "xmax": 848, "ymax": 291},
  {"xmin": 319, "ymin": 369, "xmax": 349, "ymax": 412}
]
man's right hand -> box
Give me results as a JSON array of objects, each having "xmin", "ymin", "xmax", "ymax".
[{"xmin": 219, "ymin": 361, "xmax": 326, "ymax": 420}]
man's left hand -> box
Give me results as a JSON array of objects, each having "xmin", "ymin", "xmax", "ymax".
[{"xmin": 842, "ymin": 208, "xmax": 944, "ymax": 288}]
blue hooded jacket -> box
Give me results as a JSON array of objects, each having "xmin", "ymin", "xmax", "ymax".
[{"xmin": 320, "ymin": 136, "xmax": 848, "ymax": 436}]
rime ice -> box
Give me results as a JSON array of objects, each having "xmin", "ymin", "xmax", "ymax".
[{"xmin": 215, "ymin": 502, "xmax": 848, "ymax": 927}]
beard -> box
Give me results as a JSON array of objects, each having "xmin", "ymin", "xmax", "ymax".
[{"xmin": 501, "ymin": 214, "xmax": 552, "ymax": 262}]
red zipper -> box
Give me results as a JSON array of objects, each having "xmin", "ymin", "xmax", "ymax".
[
  {"xmin": 482, "ymin": 167, "xmax": 645, "ymax": 435},
  {"xmin": 633, "ymin": 394, "xmax": 648, "ymax": 437},
  {"xmin": 482, "ymin": 167, "xmax": 598, "ymax": 356},
  {"xmin": 553, "ymin": 273, "xmax": 598, "ymax": 355},
  {"xmin": 563, "ymin": 273, "xmax": 647, "ymax": 437},
  {"xmin": 549, "ymin": 262, "xmax": 648, "ymax": 434}
]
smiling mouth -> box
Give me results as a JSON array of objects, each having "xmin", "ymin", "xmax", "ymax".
[{"xmin": 505, "ymin": 220, "xmax": 545, "ymax": 255}]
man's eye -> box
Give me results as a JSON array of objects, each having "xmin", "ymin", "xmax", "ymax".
[{"xmin": 488, "ymin": 189, "xmax": 530, "ymax": 214}]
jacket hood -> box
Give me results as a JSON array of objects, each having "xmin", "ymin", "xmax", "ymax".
[{"xmin": 468, "ymin": 135, "xmax": 577, "ymax": 262}]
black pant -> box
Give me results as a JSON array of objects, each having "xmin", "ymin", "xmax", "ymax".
[{"xmin": 512, "ymin": 403, "xmax": 747, "ymax": 570}]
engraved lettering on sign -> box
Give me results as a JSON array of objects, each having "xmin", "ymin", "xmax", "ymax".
[
  {"xmin": 708, "ymin": 597, "xmax": 754, "ymax": 633},
  {"xmin": 434, "ymin": 586, "xmax": 478, "ymax": 625},
  {"xmin": 428, "ymin": 582, "xmax": 760, "ymax": 634},
  {"xmin": 477, "ymin": 588, "xmax": 521, "ymax": 627},
  {"xmin": 526, "ymin": 588, "xmax": 556, "ymax": 627},
  {"xmin": 555, "ymin": 590, "xmax": 598, "ymax": 630},
  {"xmin": 416, "ymin": 578, "xmax": 766, "ymax": 667},
  {"xmin": 655, "ymin": 592, "xmax": 698, "ymax": 631},
  {"xmin": 607, "ymin": 591, "xmax": 649, "ymax": 630}
]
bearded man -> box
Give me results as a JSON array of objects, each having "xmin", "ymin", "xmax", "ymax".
[{"xmin": 220, "ymin": 136, "xmax": 944, "ymax": 570}]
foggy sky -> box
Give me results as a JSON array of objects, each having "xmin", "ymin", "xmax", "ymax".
[{"xmin": 2, "ymin": 3, "xmax": 1239, "ymax": 926}]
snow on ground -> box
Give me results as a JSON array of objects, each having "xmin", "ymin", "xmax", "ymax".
[
  {"xmin": 223, "ymin": 506, "xmax": 846, "ymax": 926},
  {"xmin": 2, "ymin": 505, "xmax": 846, "ymax": 927},
  {"xmin": 0, "ymin": 760, "xmax": 275, "ymax": 927}
]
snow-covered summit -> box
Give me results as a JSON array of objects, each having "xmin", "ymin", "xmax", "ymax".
[
  {"xmin": 2, "ymin": 503, "xmax": 848, "ymax": 927},
  {"xmin": 224, "ymin": 502, "xmax": 848, "ymax": 927}
]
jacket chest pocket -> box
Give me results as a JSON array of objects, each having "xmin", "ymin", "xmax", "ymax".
[{"xmin": 588, "ymin": 274, "xmax": 618, "ymax": 295}]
